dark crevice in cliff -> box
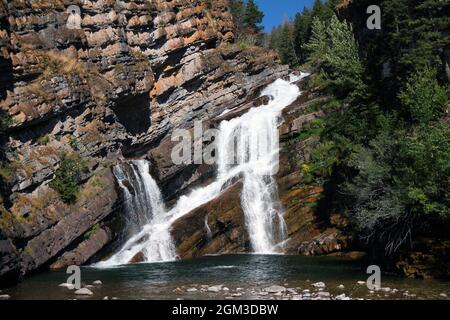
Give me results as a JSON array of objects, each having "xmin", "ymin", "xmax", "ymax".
[{"xmin": 112, "ymin": 93, "xmax": 152, "ymax": 136}]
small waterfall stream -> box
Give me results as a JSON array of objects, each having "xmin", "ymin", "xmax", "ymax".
[{"xmin": 96, "ymin": 75, "xmax": 304, "ymax": 267}]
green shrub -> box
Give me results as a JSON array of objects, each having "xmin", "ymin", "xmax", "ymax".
[
  {"xmin": 37, "ymin": 135, "xmax": 50, "ymax": 145},
  {"xmin": 50, "ymin": 152, "xmax": 88, "ymax": 204}
]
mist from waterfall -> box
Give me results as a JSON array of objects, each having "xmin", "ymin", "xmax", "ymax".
[{"xmin": 95, "ymin": 75, "xmax": 304, "ymax": 267}]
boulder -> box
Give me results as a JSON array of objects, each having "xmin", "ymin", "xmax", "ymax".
[{"xmin": 171, "ymin": 181, "xmax": 249, "ymax": 259}]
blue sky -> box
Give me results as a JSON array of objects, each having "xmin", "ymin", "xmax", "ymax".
[{"xmin": 255, "ymin": 0, "xmax": 315, "ymax": 31}]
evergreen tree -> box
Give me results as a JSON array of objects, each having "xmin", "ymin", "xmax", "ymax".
[
  {"xmin": 293, "ymin": 7, "xmax": 312, "ymax": 63},
  {"xmin": 242, "ymin": 0, "xmax": 264, "ymax": 34},
  {"xmin": 278, "ymin": 22, "xmax": 298, "ymax": 67},
  {"xmin": 229, "ymin": 0, "xmax": 245, "ymax": 34},
  {"xmin": 324, "ymin": 14, "xmax": 364, "ymax": 96},
  {"xmin": 398, "ymin": 68, "xmax": 448, "ymax": 124},
  {"xmin": 311, "ymin": 0, "xmax": 334, "ymax": 22},
  {"xmin": 268, "ymin": 25, "xmax": 282, "ymax": 50},
  {"xmin": 304, "ymin": 17, "xmax": 328, "ymax": 68},
  {"xmin": 300, "ymin": 0, "xmax": 450, "ymax": 256}
]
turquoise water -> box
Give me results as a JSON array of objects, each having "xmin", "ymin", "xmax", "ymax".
[{"xmin": 3, "ymin": 254, "xmax": 450, "ymax": 300}]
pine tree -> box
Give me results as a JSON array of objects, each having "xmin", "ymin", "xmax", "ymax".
[
  {"xmin": 293, "ymin": 7, "xmax": 312, "ymax": 64},
  {"xmin": 325, "ymin": 14, "xmax": 364, "ymax": 95},
  {"xmin": 278, "ymin": 22, "xmax": 298, "ymax": 67},
  {"xmin": 268, "ymin": 25, "xmax": 282, "ymax": 50},
  {"xmin": 229, "ymin": 0, "xmax": 245, "ymax": 35},
  {"xmin": 311, "ymin": 0, "xmax": 333, "ymax": 22},
  {"xmin": 242, "ymin": 0, "xmax": 264, "ymax": 34},
  {"xmin": 304, "ymin": 17, "xmax": 328, "ymax": 68}
]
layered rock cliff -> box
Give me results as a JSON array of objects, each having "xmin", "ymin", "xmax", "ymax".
[{"xmin": 0, "ymin": 0, "xmax": 289, "ymax": 284}]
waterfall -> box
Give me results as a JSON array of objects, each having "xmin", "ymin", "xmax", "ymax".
[
  {"xmin": 102, "ymin": 160, "xmax": 172, "ymax": 266},
  {"xmin": 96, "ymin": 75, "xmax": 304, "ymax": 267}
]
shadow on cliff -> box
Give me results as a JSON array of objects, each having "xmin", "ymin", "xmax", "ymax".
[{"xmin": 112, "ymin": 93, "xmax": 152, "ymax": 136}]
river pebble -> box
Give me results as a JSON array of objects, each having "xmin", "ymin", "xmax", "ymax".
[
  {"xmin": 207, "ymin": 285, "xmax": 222, "ymax": 292},
  {"xmin": 317, "ymin": 291, "xmax": 331, "ymax": 297},
  {"xmin": 59, "ymin": 283, "xmax": 75, "ymax": 290},
  {"xmin": 312, "ymin": 282, "xmax": 325, "ymax": 289},
  {"xmin": 335, "ymin": 293, "xmax": 351, "ymax": 300},
  {"xmin": 74, "ymin": 288, "xmax": 93, "ymax": 296},
  {"xmin": 264, "ymin": 285, "xmax": 286, "ymax": 293}
]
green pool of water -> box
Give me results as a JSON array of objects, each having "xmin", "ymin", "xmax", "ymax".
[{"xmin": 3, "ymin": 254, "xmax": 449, "ymax": 300}]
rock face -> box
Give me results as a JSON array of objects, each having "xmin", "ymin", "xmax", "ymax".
[
  {"xmin": 396, "ymin": 238, "xmax": 450, "ymax": 279},
  {"xmin": 0, "ymin": 0, "xmax": 288, "ymax": 284},
  {"xmin": 171, "ymin": 181, "xmax": 249, "ymax": 259}
]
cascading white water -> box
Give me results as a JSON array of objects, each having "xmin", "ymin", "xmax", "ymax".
[
  {"xmin": 101, "ymin": 160, "xmax": 172, "ymax": 266},
  {"xmin": 96, "ymin": 75, "xmax": 305, "ymax": 267}
]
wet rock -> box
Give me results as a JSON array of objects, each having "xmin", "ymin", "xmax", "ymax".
[
  {"xmin": 264, "ymin": 285, "xmax": 286, "ymax": 293},
  {"xmin": 357, "ymin": 281, "xmax": 366, "ymax": 285},
  {"xmin": 51, "ymin": 227, "xmax": 113, "ymax": 270},
  {"xmin": 0, "ymin": 294, "xmax": 11, "ymax": 300},
  {"xmin": 186, "ymin": 288, "xmax": 198, "ymax": 292},
  {"xmin": 0, "ymin": 240, "xmax": 20, "ymax": 286},
  {"xmin": 396, "ymin": 239, "xmax": 450, "ymax": 279},
  {"xmin": 129, "ymin": 252, "xmax": 145, "ymax": 264},
  {"xmin": 335, "ymin": 294, "xmax": 351, "ymax": 300},
  {"xmin": 312, "ymin": 282, "xmax": 326, "ymax": 289},
  {"xmin": 171, "ymin": 182, "xmax": 248, "ymax": 259},
  {"xmin": 59, "ymin": 283, "xmax": 75, "ymax": 290},
  {"xmin": 74, "ymin": 288, "xmax": 93, "ymax": 296},
  {"xmin": 317, "ymin": 291, "xmax": 330, "ymax": 298},
  {"xmin": 338, "ymin": 284, "xmax": 345, "ymax": 290},
  {"xmin": 207, "ymin": 285, "xmax": 222, "ymax": 292},
  {"xmin": 93, "ymin": 280, "xmax": 102, "ymax": 285}
]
